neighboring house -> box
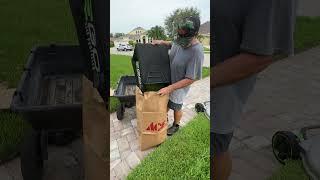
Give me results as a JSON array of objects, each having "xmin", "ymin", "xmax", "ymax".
[
  {"xmin": 111, "ymin": 27, "xmax": 153, "ymax": 47},
  {"xmin": 127, "ymin": 27, "xmax": 152, "ymax": 44},
  {"xmin": 198, "ymin": 21, "xmax": 210, "ymax": 46}
]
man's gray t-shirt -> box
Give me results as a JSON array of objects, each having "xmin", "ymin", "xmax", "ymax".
[
  {"xmin": 212, "ymin": 0, "xmax": 297, "ymax": 133},
  {"xmin": 169, "ymin": 43, "xmax": 204, "ymax": 104}
]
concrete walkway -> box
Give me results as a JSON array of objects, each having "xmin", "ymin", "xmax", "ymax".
[
  {"xmin": 110, "ymin": 77, "xmax": 210, "ymax": 180},
  {"xmin": 297, "ymin": 0, "xmax": 320, "ymax": 17},
  {"xmin": 229, "ymin": 46, "xmax": 320, "ymax": 179}
]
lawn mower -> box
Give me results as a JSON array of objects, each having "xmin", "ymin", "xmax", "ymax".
[
  {"xmin": 272, "ymin": 125, "xmax": 320, "ymax": 180},
  {"xmin": 195, "ymin": 101, "xmax": 210, "ymax": 119}
]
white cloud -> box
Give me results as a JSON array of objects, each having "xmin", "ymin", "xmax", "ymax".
[{"xmin": 110, "ymin": 0, "xmax": 210, "ymax": 33}]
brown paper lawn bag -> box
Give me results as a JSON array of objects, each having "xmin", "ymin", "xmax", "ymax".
[{"xmin": 135, "ymin": 87, "xmax": 169, "ymax": 151}]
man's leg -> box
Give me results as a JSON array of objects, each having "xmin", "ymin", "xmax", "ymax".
[
  {"xmin": 211, "ymin": 132, "xmax": 233, "ymax": 180},
  {"xmin": 167, "ymin": 100, "xmax": 183, "ymax": 136},
  {"xmin": 213, "ymin": 151, "xmax": 232, "ymax": 180},
  {"xmin": 173, "ymin": 110, "xmax": 183, "ymax": 125}
]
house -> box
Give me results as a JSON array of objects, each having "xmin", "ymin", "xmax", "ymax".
[
  {"xmin": 126, "ymin": 27, "xmax": 152, "ymax": 44},
  {"xmin": 198, "ymin": 21, "xmax": 210, "ymax": 46},
  {"xmin": 112, "ymin": 27, "xmax": 153, "ymax": 47}
]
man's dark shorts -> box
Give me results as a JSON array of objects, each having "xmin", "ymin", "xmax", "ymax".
[
  {"xmin": 210, "ymin": 132, "xmax": 234, "ymax": 157},
  {"xmin": 168, "ymin": 100, "xmax": 183, "ymax": 111}
]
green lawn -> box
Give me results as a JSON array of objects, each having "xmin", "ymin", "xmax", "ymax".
[
  {"xmin": 294, "ymin": 16, "xmax": 320, "ymax": 53},
  {"xmin": 110, "ymin": 55, "xmax": 134, "ymax": 89},
  {"xmin": 0, "ymin": 112, "xmax": 30, "ymax": 161},
  {"xmin": 269, "ymin": 160, "xmax": 309, "ymax": 180},
  {"xmin": 204, "ymin": 47, "xmax": 210, "ymax": 51},
  {"xmin": 0, "ymin": 0, "xmax": 77, "ymax": 88},
  {"xmin": 127, "ymin": 113, "xmax": 210, "ymax": 180}
]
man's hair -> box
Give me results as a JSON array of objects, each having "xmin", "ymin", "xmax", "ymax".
[{"xmin": 186, "ymin": 16, "xmax": 201, "ymax": 35}]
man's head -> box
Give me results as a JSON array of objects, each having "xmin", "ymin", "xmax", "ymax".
[{"xmin": 174, "ymin": 16, "xmax": 201, "ymax": 48}]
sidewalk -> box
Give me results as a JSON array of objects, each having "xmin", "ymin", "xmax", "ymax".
[
  {"xmin": 297, "ymin": 0, "xmax": 320, "ymax": 17},
  {"xmin": 110, "ymin": 77, "xmax": 210, "ymax": 180},
  {"xmin": 229, "ymin": 46, "xmax": 320, "ymax": 179}
]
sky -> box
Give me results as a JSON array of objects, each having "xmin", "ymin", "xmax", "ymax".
[{"xmin": 110, "ymin": 0, "xmax": 210, "ymax": 34}]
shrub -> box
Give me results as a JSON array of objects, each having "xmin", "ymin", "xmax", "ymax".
[
  {"xmin": 110, "ymin": 41, "xmax": 115, "ymax": 48},
  {"xmin": 129, "ymin": 40, "xmax": 135, "ymax": 47}
]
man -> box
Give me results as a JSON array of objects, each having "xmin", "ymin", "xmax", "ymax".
[
  {"xmin": 153, "ymin": 16, "xmax": 204, "ymax": 136},
  {"xmin": 211, "ymin": 0, "xmax": 297, "ymax": 179}
]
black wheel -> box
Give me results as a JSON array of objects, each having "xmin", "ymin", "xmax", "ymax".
[
  {"xmin": 117, "ymin": 104, "xmax": 125, "ymax": 120},
  {"xmin": 20, "ymin": 128, "xmax": 44, "ymax": 180},
  {"xmin": 195, "ymin": 103, "xmax": 205, "ymax": 113},
  {"xmin": 272, "ymin": 131, "xmax": 301, "ymax": 164},
  {"xmin": 125, "ymin": 102, "xmax": 135, "ymax": 108}
]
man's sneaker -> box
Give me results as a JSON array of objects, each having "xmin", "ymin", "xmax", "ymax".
[{"xmin": 167, "ymin": 124, "xmax": 180, "ymax": 136}]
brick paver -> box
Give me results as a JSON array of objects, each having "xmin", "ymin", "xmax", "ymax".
[
  {"xmin": 110, "ymin": 77, "xmax": 210, "ymax": 179},
  {"xmin": 230, "ymin": 46, "xmax": 320, "ymax": 179}
]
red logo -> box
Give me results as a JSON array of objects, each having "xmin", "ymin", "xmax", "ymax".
[{"xmin": 146, "ymin": 121, "xmax": 166, "ymax": 132}]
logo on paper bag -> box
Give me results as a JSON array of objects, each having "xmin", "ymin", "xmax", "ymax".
[{"xmin": 146, "ymin": 121, "xmax": 166, "ymax": 132}]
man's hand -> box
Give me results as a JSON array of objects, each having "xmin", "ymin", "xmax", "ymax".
[
  {"xmin": 152, "ymin": 40, "xmax": 164, "ymax": 45},
  {"xmin": 157, "ymin": 86, "xmax": 173, "ymax": 96},
  {"xmin": 152, "ymin": 39, "xmax": 171, "ymax": 47},
  {"xmin": 157, "ymin": 78, "xmax": 194, "ymax": 96}
]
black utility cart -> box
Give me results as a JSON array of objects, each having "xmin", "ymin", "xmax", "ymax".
[
  {"xmin": 10, "ymin": 0, "xmax": 108, "ymax": 179},
  {"xmin": 113, "ymin": 76, "xmax": 136, "ymax": 120},
  {"xmin": 11, "ymin": 45, "xmax": 84, "ymax": 179}
]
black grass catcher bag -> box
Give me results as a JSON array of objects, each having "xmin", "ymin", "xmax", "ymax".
[{"xmin": 131, "ymin": 44, "xmax": 171, "ymax": 93}]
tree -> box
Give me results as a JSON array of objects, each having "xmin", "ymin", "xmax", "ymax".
[
  {"xmin": 114, "ymin": 33, "xmax": 125, "ymax": 38},
  {"xmin": 147, "ymin": 26, "xmax": 167, "ymax": 40},
  {"xmin": 164, "ymin": 7, "xmax": 200, "ymax": 39},
  {"xmin": 110, "ymin": 33, "xmax": 114, "ymax": 38}
]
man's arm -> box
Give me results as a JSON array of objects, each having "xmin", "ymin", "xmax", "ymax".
[
  {"xmin": 169, "ymin": 78, "xmax": 194, "ymax": 91},
  {"xmin": 158, "ymin": 78, "xmax": 194, "ymax": 96},
  {"xmin": 211, "ymin": 53, "xmax": 273, "ymax": 88},
  {"xmin": 152, "ymin": 40, "xmax": 172, "ymax": 47}
]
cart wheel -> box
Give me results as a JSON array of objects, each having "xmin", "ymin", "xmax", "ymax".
[
  {"xmin": 117, "ymin": 104, "xmax": 125, "ymax": 120},
  {"xmin": 125, "ymin": 102, "xmax": 135, "ymax": 108},
  {"xmin": 20, "ymin": 128, "xmax": 44, "ymax": 180},
  {"xmin": 195, "ymin": 103, "xmax": 205, "ymax": 113}
]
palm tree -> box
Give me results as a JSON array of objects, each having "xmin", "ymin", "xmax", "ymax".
[{"xmin": 147, "ymin": 26, "xmax": 167, "ymax": 40}]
